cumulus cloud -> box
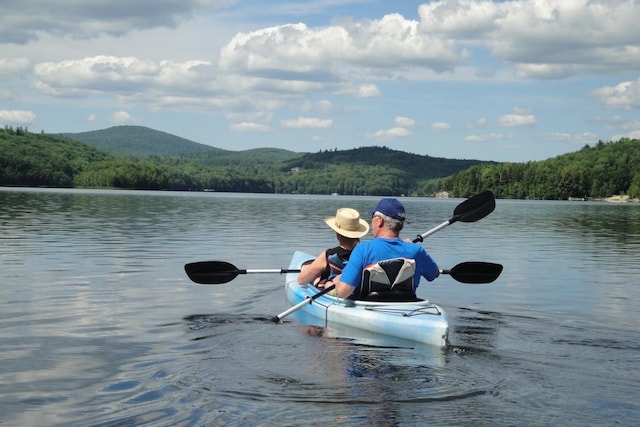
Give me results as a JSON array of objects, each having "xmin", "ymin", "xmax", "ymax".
[
  {"xmin": 33, "ymin": 56, "xmax": 216, "ymax": 97},
  {"xmin": 395, "ymin": 116, "xmax": 416, "ymax": 127},
  {"xmin": 0, "ymin": 109, "xmax": 36, "ymax": 124},
  {"xmin": 613, "ymin": 129, "xmax": 640, "ymax": 139},
  {"xmin": 419, "ymin": 0, "xmax": 640, "ymax": 78},
  {"xmin": 431, "ymin": 121, "xmax": 450, "ymax": 130},
  {"xmin": 11, "ymin": 0, "xmax": 640, "ymax": 126},
  {"xmin": 337, "ymin": 83, "xmax": 382, "ymax": 98},
  {"xmin": 280, "ymin": 117, "xmax": 333, "ymax": 129},
  {"xmin": 0, "ymin": 0, "xmax": 229, "ymax": 44},
  {"xmin": 465, "ymin": 133, "xmax": 504, "ymax": 142},
  {"xmin": 366, "ymin": 127, "xmax": 412, "ymax": 140},
  {"xmin": 591, "ymin": 78, "xmax": 640, "ymax": 110},
  {"xmin": 356, "ymin": 84, "xmax": 382, "ymax": 98},
  {"xmin": 230, "ymin": 122, "xmax": 271, "ymax": 132},
  {"xmin": 218, "ymin": 18, "xmax": 465, "ymax": 79},
  {"xmin": 110, "ymin": 111, "xmax": 135, "ymax": 124},
  {"xmin": 543, "ymin": 132, "xmax": 598, "ymax": 144},
  {"xmin": 498, "ymin": 107, "xmax": 536, "ymax": 127}
]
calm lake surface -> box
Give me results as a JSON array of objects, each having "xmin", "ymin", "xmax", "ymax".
[{"xmin": 1, "ymin": 187, "xmax": 639, "ymax": 426}]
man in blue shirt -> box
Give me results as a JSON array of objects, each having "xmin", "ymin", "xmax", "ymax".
[{"xmin": 331, "ymin": 198, "xmax": 439, "ymax": 299}]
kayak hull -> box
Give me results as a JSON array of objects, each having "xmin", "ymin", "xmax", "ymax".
[{"xmin": 284, "ymin": 251, "xmax": 449, "ymax": 348}]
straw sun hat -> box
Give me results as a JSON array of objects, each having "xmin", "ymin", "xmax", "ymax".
[{"xmin": 324, "ymin": 208, "xmax": 369, "ymax": 239}]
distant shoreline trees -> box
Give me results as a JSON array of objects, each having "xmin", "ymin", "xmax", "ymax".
[{"xmin": 1, "ymin": 127, "xmax": 638, "ymax": 200}]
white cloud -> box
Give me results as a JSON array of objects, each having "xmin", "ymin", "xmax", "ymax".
[
  {"xmin": 464, "ymin": 133, "xmax": 504, "ymax": 142},
  {"xmin": 280, "ymin": 117, "xmax": 333, "ymax": 129},
  {"xmin": 0, "ymin": 109, "xmax": 36, "ymax": 124},
  {"xmin": 613, "ymin": 129, "xmax": 640, "ymax": 139},
  {"xmin": 218, "ymin": 17, "xmax": 465, "ymax": 80},
  {"xmin": 498, "ymin": 107, "xmax": 536, "ymax": 127},
  {"xmin": 33, "ymin": 56, "xmax": 216, "ymax": 97},
  {"xmin": 356, "ymin": 83, "xmax": 382, "ymax": 98},
  {"xmin": 591, "ymin": 78, "xmax": 640, "ymax": 110},
  {"xmin": 0, "ymin": 0, "xmax": 230, "ymax": 44},
  {"xmin": 395, "ymin": 116, "xmax": 416, "ymax": 127},
  {"xmin": 337, "ymin": 83, "xmax": 382, "ymax": 98},
  {"xmin": 110, "ymin": 111, "xmax": 134, "ymax": 124},
  {"xmin": 366, "ymin": 127, "xmax": 412, "ymax": 140},
  {"xmin": 542, "ymin": 132, "xmax": 598, "ymax": 144},
  {"xmin": 419, "ymin": 0, "xmax": 640, "ymax": 78},
  {"xmin": 230, "ymin": 122, "xmax": 271, "ymax": 132},
  {"xmin": 431, "ymin": 121, "xmax": 450, "ymax": 130}
]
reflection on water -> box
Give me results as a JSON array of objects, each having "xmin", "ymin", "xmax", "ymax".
[{"xmin": 1, "ymin": 188, "xmax": 639, "ymax": 426}]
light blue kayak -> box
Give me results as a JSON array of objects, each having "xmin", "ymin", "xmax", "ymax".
[{"xmin": 284, "ymin": 251, "xmax": 449, "ymax": 347}]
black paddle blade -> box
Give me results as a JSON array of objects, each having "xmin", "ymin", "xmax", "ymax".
[
  {"xmin": 452, "ymin": 190, "xmax": 495, "ymax": 223},
  {"xmin": 444, "ymin": 261, "xmax": 503, "ymax": 284},
  {"xmin": 184, "ymin": 261, "xmax": 242, "ymax": 284}
]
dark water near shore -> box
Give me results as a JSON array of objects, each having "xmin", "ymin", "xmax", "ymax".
[{"xmin": 1, "ymin": 187, "xmax": 639, "ymax": 426}]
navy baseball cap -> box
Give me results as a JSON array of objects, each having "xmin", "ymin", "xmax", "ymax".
[{"xmin": 368, "ymin": 198, "xmax": 406, "ymax": 221}]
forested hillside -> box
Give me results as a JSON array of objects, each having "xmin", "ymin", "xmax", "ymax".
[
  {"xmin": 2, "ymin": 126, "xmax": 638, "ymax": 199},
  {"xmin": 1, "ymin": 127, "xmax": 487, "ymax": 195},
  {"xmin": 0, "ymin": 127, "xmax": 112, "ymax": 187},
  {"xmin": 65, "ymin": 125, "xmax": 302, "ymax": 165},
  {"xmin": 64, "ymin": 125, "xmax": 220, "ymax": 157},
  {"xmin": 284, "ymin": 147, "xmax": 490, "ymax": 180},
  {"xmin": 442, "ymin": 138, "xmax": 640, "ymax": 199}
]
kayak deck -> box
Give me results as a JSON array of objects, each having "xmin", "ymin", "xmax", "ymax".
[{"xmin": 284, "ymin": 251, "xmax": 449, "ymax": 347}]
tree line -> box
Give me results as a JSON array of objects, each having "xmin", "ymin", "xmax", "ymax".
[
  {"xmin": 1, "ymin": 127, "xmax": 639, "ymax": 199},
  {"xmin": 439, "ymin": 139, "xmax": 640, "ymax": 199}
]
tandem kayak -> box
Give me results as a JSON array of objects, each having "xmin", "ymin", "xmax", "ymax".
[{"xmin": 284, "ymin": 251, "xmax": 449, "ymax": 348}]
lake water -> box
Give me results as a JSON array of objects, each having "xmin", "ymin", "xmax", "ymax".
[{"xmin": 1, "ymin": 188, "xmax": 639, "ymax": 426}]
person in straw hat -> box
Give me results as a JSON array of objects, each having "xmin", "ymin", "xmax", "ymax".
[
  {"xmin": 332, "ymin": 198, "xmax": 439, "ymax": 300},
  {"xmin": 297, "ymin": 208, "xmax": 369, "ymax": 288}
]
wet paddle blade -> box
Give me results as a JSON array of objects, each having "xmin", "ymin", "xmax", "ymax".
[
  {"xmin": 443, "ymin": 261, "xmax": 503, "ymax": 284},
  {"xmin": 184, "ymin": 261, "xmax": 242, "ymax": 284},
  {"xmin": 453, "ymin": 190, "xmax": 495, "ymax": 223}
]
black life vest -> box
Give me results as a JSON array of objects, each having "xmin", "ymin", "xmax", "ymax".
[{"xmin": 320, "ymin": 246, "xmax": 352, "ymax": 281}]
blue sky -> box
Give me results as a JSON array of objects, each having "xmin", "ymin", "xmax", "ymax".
[{"xmin": 1, "ymin": 0, "xmax": 639, "ymax": 162}]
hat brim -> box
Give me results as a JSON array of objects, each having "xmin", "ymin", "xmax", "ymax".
[{"xmin": 324, "ymin": 216, "xmax": 370, "ymax": 238}]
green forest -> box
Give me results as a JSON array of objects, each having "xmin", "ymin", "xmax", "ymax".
[
  {"xmin": 1, "ymin": 126, "xmax": 639, "ymax": 200},
  {"xmin": 440, "ymin": 138, "xmax": 640, "ymax": 199}
]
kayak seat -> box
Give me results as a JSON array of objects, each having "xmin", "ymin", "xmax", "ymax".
[{"xmin": 357, "ymin": 258, "xmax": 419, "ymax": 302}]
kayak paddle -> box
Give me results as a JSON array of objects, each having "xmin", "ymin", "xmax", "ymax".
[
  {"xmin": 440, "ymin": 261, "xmax": 503, "ymax": 284},
  {"xmin": 413, "ymin": 190, "xmax": 495, "ymax": 242},
  {"xmin": 271, "ymin": 284, "xmax": 336, "ymax": 323},
  {"xmin": 185, "ymin": 259, "xmax": 503, "ymax": 286},
  {"xmin": 270, "ymin": 261, "xmax": 503, "ymax": 322},
  {"xmin": 185, "ymin": 261, "xmax": 301, "ymax": 285}
]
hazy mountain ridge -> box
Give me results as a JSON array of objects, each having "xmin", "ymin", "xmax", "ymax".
[
  {"xmin": 4, "ymin": 125, "xmax": 637, "ymax": 199},
  {"xmin": 64, "ymin": 125, "xmax": 303, "ymax": 165}
]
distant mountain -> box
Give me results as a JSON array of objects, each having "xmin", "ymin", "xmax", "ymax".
[
  {"xmin": 285, "ymin": 146, "xmax": 494, "ymax": 181},
  {"xmin": 63, "ymin": 125, "xmax": 303, "ymax": 165},
  {"xmin": 64, "ymin": 125, "xmax": 224, "ymax": 157},
  {"xmin": 4, "ymin": 125, "xmax": 637, "ymax": 198}
]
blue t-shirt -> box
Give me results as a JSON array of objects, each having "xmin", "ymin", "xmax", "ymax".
[{"xmin": 340, "ymin": 237, "xmax": 439, "ymax": 290}]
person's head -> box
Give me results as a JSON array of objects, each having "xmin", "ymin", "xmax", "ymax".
[
  {"xmin": 368, "ymin": 198, "xmax": 405, "ymax": 236},
  {"xmin": 324, "ymin": 208, "xmax": 369, "ymax": 241}
]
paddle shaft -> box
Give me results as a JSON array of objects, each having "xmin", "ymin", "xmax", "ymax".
[
  {"xmin": 413, "ymin": 190, "xmax": 495, "ymax": 243},
  {"xmin": 184, "ymin": 261, "xmax": 301, "ymax": 285},
  {"xmin": 271, "ymin": 284, "xmax": 336, "ymax": 323},
  {"xmin": 272, "ymin": 259, "xmax": 503, "ymax": 322}
]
